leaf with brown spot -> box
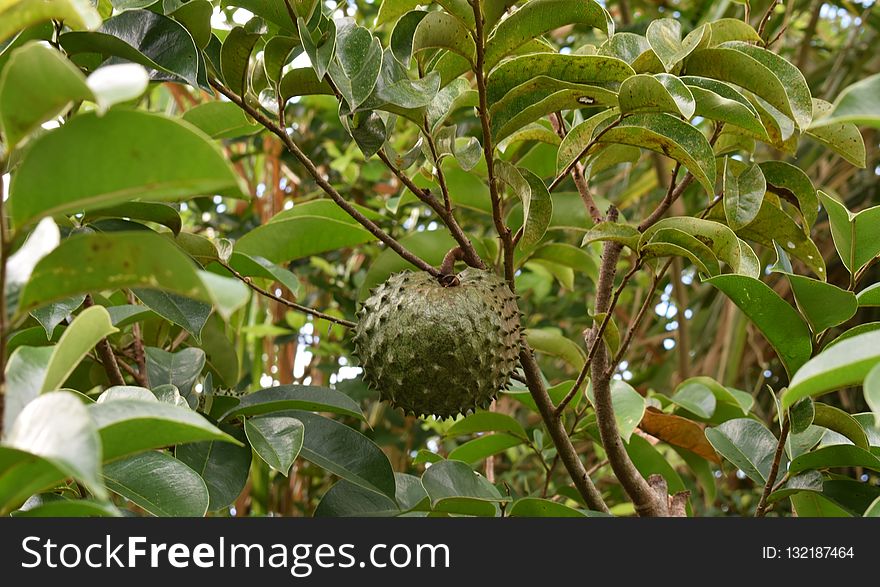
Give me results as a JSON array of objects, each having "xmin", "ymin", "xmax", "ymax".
[{"xmin": 639, "ymin": 407, "xmax": 720, "ymax": 464}]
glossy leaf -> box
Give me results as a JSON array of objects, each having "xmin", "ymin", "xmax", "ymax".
[
  {"xmin": 788, "ymin": 445, "xmax": 880, "ymax": 475},
  {"xmin": 759, "ymin": 160, "xmax": 818, "ymax": 229},
  {"xmin": 314, "ymin": 480, "xmax": 400, "ymax": 517},
  {"xmin": 0, "ymin": 0, "xmax": 100, "ymax": 44},
  {"xmin": 8, "ymin": 110, "xmax": 242, "ymax": 230},
  {"xmin": 175, "ymin": 425, "xmax": 251, "ymax": 511},
  {"xmin": 705, "ymin": 418, "xmax": 780, "ymax": 484},
  {"xmin": 446, "ymin": 412, "xmax": 527, "ymax": 439},
  {"xmin": 508, "ymin": 497, "xmax": 587, "ymax": 517},
  {"xmin": 808, "ymin": 98, "xmax": 867, "ymax": 167},
  {"xmin": 448, "ymin": 433, "xmax": 523, "ymax": 463},
  {"xmin": 646, "ymin": 19, "xmax": 706, "ymax": 72},
  {"xmin": 525, "ymin": 328, "xmax": 585, "ymax": 370},
  {"xmin": 813, "ymin": 403, "xmax": 870, "ymax": 450},
  {"xmin": 819, "ymin": 191, "xmax": 880, "ymax": 276},
  {"xmin": 245, "ymin": 416, "xmax": 304, "ymax": 476},
  {"xmin": 682, "ymin": 76, "xmax": 768, "ymax": 139},
  {"xmin": 420, "ymin": 459, "xmax": 503, "ymax": 516},
  {"xmin": 61, "ymin": 10, "xmax": 200, "ymax": 88},
  {"xmin": 220, "ymin": 26, "xmax": 261, "ymax": 97},
  {"xmin": 484, "ymin": 0, "xmax": 613, "ymax": 69},
  {"xmin": 618, "ymin": 73, "xmax": 695, "ymax": 118},
  {"xmin": 291, "ymin": 410, "xmax": 396, "ymax": 500},
  {"xmin": 145, "ymin": 347, "xmax": 205, "ymax": 407},
  {"xmin": 104, "ymin": 451, "xmax": 209, "ymax": 517},
  {"xmin": 30, "ymin": 296, "xmax": 85, "ymax": 339},
  {"xmin": 811, "ymin": 72, "xmax": 880, "ymax": 129},
  {"xmin": 0, "ymin": 42, "xmax": 92, "ymax": 148},
  {"xmin": 781, "ymin": 331, "xmax": 880, "ymax": 411},
  {"xmin": 412, "ymin": 11, "xmax": 475, "ymax": 67},
  {"xmin": 90, "ymin": 399, "xmax": 238, "ymax": 462},
  {"xmin": 595, "ymin": 113, "xmax": 716, "ymax": 195},
  {"xmin": 723, "ymin": 159, "xmax": 765, "ymax": 230},
  {"xmin": 331, "ymin": 18, "xmax": 383, "ymax": 109},
  {"xmin": 641, "ymin": 217, "xmax": 758, "ymax": 277},
  {"xmin": 587, "ymin": 379, "xmax": 645, "ymax": 442},
  {"xmin": 705, "ymin": 274, "xmax": 811, "ymax": 377},
  {"xmin": 865, "ymin": 363, "xmax": 880, "ymax": 428},
  {"xmin": 43, "ymin": 305, "xmax": 117, "ymax": 393},
  {"xmin": 220, "ymin": 385, "xmax": 365, "ymax": 422}
]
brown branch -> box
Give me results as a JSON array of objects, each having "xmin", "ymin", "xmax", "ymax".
[
  {"xmin": 755, "ymin": 417, "xmax": 791, "ymax": 517},
  {"xmin": 439, "ymin": 246, "xmax": 466, "ymax": 276},
  {"xmin": 520, "ymin": 346, "xmax": 609, "ymax": 513},
  {"xmin": 757, "ymin": 0, "xmax": 781, "ymax": 41},
  {"xmin": 607, "ymin": 262, "xmax": 669, "ymax": 376},
  {"xmin": 83, "ymin": 296, "xmax": 125, "ymax": 387},
  {"xmin": 550, "ymin": 113, "xmax": 603, "ymax": 223},
  {"xmin": 210, "ymin": 79, "xmax": 440, "ymax": 278},
  {"xmin": 590, "ymin": 242, "xmax": 667, "ymax": 516},
  {"xmin": 470, "ymin": 0, "xmax": 514, "ymax": 285},
  {"xmin": 219, "ymin": 260, "xmax": 357, "ymax": 328}
]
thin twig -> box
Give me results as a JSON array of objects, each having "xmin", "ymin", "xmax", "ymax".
[
  {"xmin": 757, "ymin": 0, "xmax": 781, "ymax": 41},
  {"xmin": 219, "ymin": 260, "xmax": 356, "ymax": 328},
  {"xmin": 755, "ymin": 417, "xmax": 791, "ymax": 517},
  {"xmin": 211, "ymin": 79, "xmax": 440, "ymax": 278},
  {"xmin": 469, "ymin": 0, "xmax": 514, "ymax": 285},
  {"xmin": 83, "ymin": 296, "xmax": 126, "ymax": 387}
]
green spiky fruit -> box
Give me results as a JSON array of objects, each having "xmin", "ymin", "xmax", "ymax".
[{"xmin": 353, "ymin": 269, "xmax": 521, "ymax": 419}]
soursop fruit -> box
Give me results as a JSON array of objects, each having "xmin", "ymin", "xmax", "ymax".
[{"xmin": 353, "ymin": 269, "xmax": 521, "ymax": 418}]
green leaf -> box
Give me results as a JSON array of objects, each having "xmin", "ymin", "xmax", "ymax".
[
  {"xmin": 61, "ymin": 10, "xmax": 200, "ymax": 88},
  {"xmin": 771, "ymin": 244, "xmax": 856, "ymax": 333},
  {"xmin": 420, "ymin": 459, "xmax": 503, "ymax": 516},
  {"xmin": 586, "ymin": 379, "xmax": 646, "ymax": 442},
  {"xmin": 228, "ymin": 252, "xmax": 300, "ymax": 296},
  {"xmin": 496, "ymin": 162, "xmax": 552, "ymax": 246},
  {"xmin": 0, "ymin": 42, "xmax": 92, "ymax": 148},
  {"xmin": 819, "ymin": 191, "xmax": 880, "ymax": 276},
  {"xmin": 865, "ymin": 364, "xmax": 880, "ymax": 429},
  {"xmin": 0, "ymin": 447, "xmax": 67, "ymax": 515},
  {"xmin": 723, "ymin": 159, "xmax": 765, "ymax": 231},
  {"xmin": 221, "ymin": 385, "xmax": 365, "ymax": 422},
  {"xmin": 289, "ymin": 410, "xmax": 395, "ymax": 500},
  {"xmin": 618, "ymin": 73, "xmax": 695, "ymax": 118},
  {"xmin": 641, "ymin": 227, "xmax": 721, "ymax": 276},
  {"xmin": 446, "ymin": 412, "xmax": 527, "ymax": 439},
  {"xmin": 84, "ymin": 201, "xmax": 183, "ymax": 235},
  {"xmin": 314, "ymin": 479, "xmax": 400, "ymax": 517},
  {"xmin": 279, "ymin": 67, "xmax": 335, "ymax": 102},
  {"xmin": 807, "ymin": 98, "xmax": 866, "ymax": 168},
  {"xmin": 17, "ymin": 231, "xmax": 245, "ymax": 318},
  {"xmin": 486, "ymin": 53, "xmax": 634, "ymax": 106},
  {"xmin": 825, "ymin": 322, "xmax": 880, "ymax": 350},
  {"xmin": 298, "ymin": 14, "xmax": 335, "ymax": 81},
  {"xmin": 705, "ymin": 275, "xmax": 812, "ymax": 377},
  {"xmin": 759, "ymin": 160, "xmax": 818, "ymax": 229},
  {"xmin": 175, "ymin": 425, "xmax": 251, "ymax": 511},
  {"xmin": 707, "ymin": 18, "xmax": 762, "ymax": 45},
  {"xmin": 525, "ymin": 328, "xmax": 585, "ymax": 370},
  {"xmin": 719, "ymin": 42, "xmax": 811, "ymax": 130},
  {"xmin": 812, "ymin": 403, "xmax": 870, "ymax": 451},
  {"xmin": 781, "ymin": 331, "xmax": 880, "ymax": 411},
  {"xmin": 220, "ymin": 26, "xmax": 261, "ymax": 97},
  {"xmin": 789, "ymin": 398, "xmax": 815, "ymax": 435},
  {"xmin": 376, "ymin": 0, "xmax": 423, "ymax": 26},
  {"xmin": 646, "ymin": 19, "xmax": 706, "ymax": 72},
  {"xmin": 169, "ymin": 0, "xmax": 212, "ymax": 49},
  {"xmin": 448, "ymin": 433, "xmax": 523, "ymax": 463},
  {"xmin": 595, "ymin": 113, "xmax": 716, "ymax": 195},
  {"xmin": 685, "ymin": 44, "xmax": 798, "ymax": 127},
  {"xmin": 330, "ymin": 18, "xmax": 383, "ymax": 109},
  {"xmin": 104, "ymin": 451, "xmax": 209, "ymax": 517},
  {"xmin": 788, "ymin": 445, "xmax": 880, "ymax": 476},
  {"xmin": 43, "ymin": 305, "xmax": 118, "ymax": 393},
  {"xmin": 484, "ymin": 0, "xmax": 613, "ymax": 69},
  {"xmin": 412, "ymin": 10, "xmax": 475, "ymax": 67},
  {"xmin": 670, "ymin": 382, "xmax": 717, "ymax": 419},
  {"xmin": 0, "ymin": 0, "xmax": 100, "ymax": 44},
  {"xmin": 709, "ymin": 199, "xmax": 825, "ymax": 278},
  {"xmin": 556, "ymin": 109, "xmax": 620, "ymax": 174},
  {"xmin": 528, "ymin": 243, "xmax": 598, "ymax": 282},
  {"xmin": 865, "ymin": 496, "xmax": 880, "ymax": 517},
  {"xmin": 132, "ymin": 289, "xmax": 211, "ymax": 341},
  {"xmin": 508, "ymin": 497, "xmax": 588, "ymax": 517},
  {"xmin": 6, "ymin": 391, "xmax": 105, "ymax": 498},
  {"xmin": 705, "ymin": 418, "xmax": 780, "ymax": 484},
  {"xmin": 641, "ymin": 217, "xmax": 759, "ymax": 277},
  {"xmin": 682, "ymin": 76, "xmax": 768, "ymax": 139},
  {"xmin": 8, "ymin": 110, "xmax": 242, "ymax": 230},
  {"xmin": 790, "ymin": 491, "xmax": 852, "ymax": 517},
  {"xmin": 581, "ymin": 221, "xmax": 641, "ymax": 250},
  {"xmin": 625, "ymin": 433, "xmax": 687, "ymax": 495},
  {"xmin": 30, "ymin": 295, "xmax": 85, "ymax": 339},
  {"xmin": 90, "ymin": 399, "xmax": 238, "ymax": 462},
  {"xmin": 810, "ymin": 72, "xmax": 880, "ymax": 129},
  {"xmin": 234, "ymin": 200, "xmax": 378, "ymax": 263},
  {"xmin": 675, "ymin": 376, "xmax": 752, "ymax": 416},
  {"xmin": 146, "ymin": 347, "xmax": 205, "ymax": 408},
  {"xmin": 244, "ymin": 416, "xmax": 304, "ymax": 476}
]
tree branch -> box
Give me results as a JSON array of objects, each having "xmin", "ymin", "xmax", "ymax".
[
  {"xmin": 83, "ymin": 296, "xmax": 125, "ymax": 387},
  {"xmin": 470, "ymin": 0, "xmax": 514, "ymax": 285},
  {"xmin": 590, "ymin": 241, "xmax": 667, "ymax": 516},
  {"xmin": 548, "ymin": 115, "xmax": 624, "ymax": 193},
  {"xmin": 755, "ymin": 416, "xmax": 790, "ymax": 517},
  {"xmin": 211, "ymin": 79, "xmax": 440, "ymax": 277},
  {"xmin": 520, "ymin": 346, "xmax": 609, "ymax": 513},
  {"xmin": 219, "ymin": 260, "xmax": 357, "ymax": 328},
  {"xmin": 549, "ymin": 113, "xmax": 603, "ymax": 223}
]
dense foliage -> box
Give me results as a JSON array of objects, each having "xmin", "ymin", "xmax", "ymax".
[{"xmin": 0, "ymin": 0, "xmax": 879, "ymax": 518}]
